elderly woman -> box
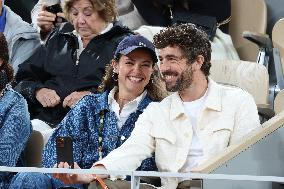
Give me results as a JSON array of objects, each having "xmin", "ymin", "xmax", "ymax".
[
  {"xmin": 10, "ymin": 35, "xmax": 167, "ymax": 189},
  {"xmin": 0, "ymin": 33, "xmax": 32, "ymax": 189},
  {"xmin": 14, "ymin": 0, "xmax": 132, "ymax": 143}
]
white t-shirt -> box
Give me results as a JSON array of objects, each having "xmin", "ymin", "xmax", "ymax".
[
  {"xmin": 179, "ymin": 90, "xmax": 208, "ymax": 177},
  {"xmin": 108, "ymin": 87, "xmax": 147, "ymax": 129}
]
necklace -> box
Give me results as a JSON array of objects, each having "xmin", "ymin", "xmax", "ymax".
[{"xmin": 98, "ymin": 111, "xmax": 105, "ymax": 160}]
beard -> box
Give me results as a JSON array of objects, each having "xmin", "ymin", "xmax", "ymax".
[{"xmin": 162, "ymin": 65, "xmax": 194, "ymax": 92}]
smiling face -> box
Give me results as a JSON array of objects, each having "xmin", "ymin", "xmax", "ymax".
[
  {"xmin": 159, "ymin": 46, "xmax": 195, "ymax": 92},
  {"xmin": 113, "ymin": 48, "xmax": 154, "ymax": 98},
  {"xmin": 70, "ymin": 0, "xmax": 107, "ymax": 42}
]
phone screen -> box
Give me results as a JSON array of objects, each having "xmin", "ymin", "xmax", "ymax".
[{"xmin": 56, "ymin": 136, "xmax": 74, "ymax": 169}]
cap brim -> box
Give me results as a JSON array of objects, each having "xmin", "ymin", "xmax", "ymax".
[{"xmin": 119, "ymin": 46, "xmax": 158, "ymax": 63}]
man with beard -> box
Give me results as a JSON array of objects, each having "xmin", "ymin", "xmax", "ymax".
[{"xmin": 53, "ymin": 23, "xmax": 260, "ymax": 189}]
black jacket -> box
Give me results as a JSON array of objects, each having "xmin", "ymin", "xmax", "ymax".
[
  {"xmin": 15, "ymin": 22, "xmax": 132, "ymax": 126},
  {"xmin": 132, "ymin": 0, "xmax": 231, "ymax": 33}
]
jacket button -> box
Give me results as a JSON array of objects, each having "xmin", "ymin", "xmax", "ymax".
[{"xmin": 121, "ymin": 136, "xmax": 126, "ymax": 141}]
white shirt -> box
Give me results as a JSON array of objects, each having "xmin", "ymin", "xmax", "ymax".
[
  {"xmin": 108, "ymin": 87, "xmax": 147, "ymax": 129},
  {"xmin": 180, "ymin": 90, "xmax": 208, "ymax": 176},
  {"xmin": 72, "ymin": 23, "xmax": 113, "ymax": 63}
]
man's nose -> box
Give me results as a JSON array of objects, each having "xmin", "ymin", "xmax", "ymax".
[{"xmin": 160, "ymin": 62, "xmax": 171, "ymax": 72}]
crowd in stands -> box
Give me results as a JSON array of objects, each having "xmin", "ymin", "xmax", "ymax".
[{"xmin": 0, "ymin": 0, "xmax": 262, "ymax": 189}]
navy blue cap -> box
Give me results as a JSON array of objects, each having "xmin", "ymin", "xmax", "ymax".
[{"xmin": 114, "ymin": 35, "xmax": 158, "ymax": 63}]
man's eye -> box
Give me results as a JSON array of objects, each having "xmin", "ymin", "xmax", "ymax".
[{"xmin": 142, "ymin": 64, "xmax": 151, "ymax": 67}]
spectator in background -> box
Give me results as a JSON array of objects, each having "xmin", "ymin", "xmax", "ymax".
[
  {"xmin": 0, "ymin": 0, "xmax": 40, "ymax": 73},
  {"xmin": 10, "ymin": 35, "xmax": 167, "ymax": 189},
  {"xmin": 131, "ymin": 0, "xmax": 239, "ymax": 61},
  {"xmin": 14, "ymin": 0, "xmax": 132, "ymax": 145},
  {"xmin": 4, "ymin": 0, "xmax": 38, "ymax": 23},
  {"xmin": 0, "ymin": 33, "xmax": 32, "ymax": 189},
  {"xmin": 132, "ymin": 0, "xmax": 231, "ymax": 33},
  {"xmin": 31, "ymin": 0, "xmax": 146, "ymax": 40}
]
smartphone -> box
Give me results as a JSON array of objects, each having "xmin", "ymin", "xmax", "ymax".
[
  {"xmin": 46, "ymin": 4, "xmax": 63, "ymax": 14},
  {"xmin": 46, "ymin": 4, "xmax": 67, "ymax": 24},
  {"xmin": 56, "ymin": 136, "xmax": 74, "ymax": 169}
]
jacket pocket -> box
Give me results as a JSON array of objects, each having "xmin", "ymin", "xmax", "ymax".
[
  {"xmin": 211, "ymin": 124, "xmax": 233, "ymax": 133},
  {"xmin": 150, "ymin": 128, "xmax": 177, "ymax": 170},
  {"xmin": 205, "ymin": 125, "xmax": 232, "ymax": 156}
]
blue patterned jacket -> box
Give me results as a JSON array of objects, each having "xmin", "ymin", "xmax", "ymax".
[
  {"xmin": 0, "ymin": 85, "xmax": 32, "ymax": 189},
  {"xmin": 43, "ymin": 90, "xmax": 157, "ymax": 171}
]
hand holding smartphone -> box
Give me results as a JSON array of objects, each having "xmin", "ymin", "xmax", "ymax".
[
  {"xmin": 56, "ymin": 136, "xmax": 74, "ymax": 169},
  {"xmin": 45, "ymin": 4, "xmax": 67, "ymax": 25}
]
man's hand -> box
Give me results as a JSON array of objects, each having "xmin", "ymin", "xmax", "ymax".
[
  {"xmin": 36, "ymin": 88, "xmax": 61, "ymax": 107},
  {"xmin": 37, "ymin": 4, "xmax": 56, "ymax": 34},
  {"xmin": 53, "ymin": 162, "xmax": 94, "ymax": 185},
  {"xmin": 63, "ymin": 91, "xmax": 91, "ymax": 108}
]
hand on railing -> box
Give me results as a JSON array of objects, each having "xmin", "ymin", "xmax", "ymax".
[{"xmin": 52, "ymin": 162, "xmax": 94, "ymax": 185}]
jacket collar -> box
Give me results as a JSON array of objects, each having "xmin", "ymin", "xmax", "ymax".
[
  {"xmin": 94, "ymin": 90, "xmax": 153, "ymax": 115},
  {"xmin": 94, "ymin": 91, "xmax": 111, "ymax": 114},
  {"xmin": 169, "ymin": 78, "xmax": 222, "ymax": 120},
  {"xmin": 204, "ymin": 78, "xmax": 222, "ymax": 112},
  {"xmin": 60, "ymin": 21, "xmax": 131, "ymax": 40}
]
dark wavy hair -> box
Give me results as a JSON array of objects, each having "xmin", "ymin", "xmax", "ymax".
[
  {"xmin": 0, "ymin": 33, "xmax": 13, "ymax": 83},
  {"xmin": 63, "ymin": 0, "xmax": 117, "ymax": 23},
  {"xmin": 98, "ymin": 55, "xmax": 168, "ymax": 101},
  {"xmin": 153, "ymin": 23, "xmax": 211, "ymax": 77}
]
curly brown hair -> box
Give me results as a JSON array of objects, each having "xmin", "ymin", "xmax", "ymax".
[
  {"xmin": 153, "ymin": 23, "xmax": 212, "ymax": 77},
  {"xmin": 63, "ymin": 0, "xmax": 117, "ymax": 23},
  {"xmin": 0, "ymin": 33, "xmax": 13, "ymax": 83},
  {"xmin": 98, "ymin": 55, "xmax": 168, "ymax": 101}
]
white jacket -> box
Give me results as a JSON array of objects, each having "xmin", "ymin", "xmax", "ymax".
[
  {"xmin": 96, "ymin": 79, "xmax": 260, "ymax": 189},
  {"xmin": 4, "ymin": 6, "xmax": 40, "ymax": 73}
]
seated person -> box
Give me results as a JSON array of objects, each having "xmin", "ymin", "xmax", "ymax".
[
  {"xmin": 132, "ymin": 0, "xmax": 231, "ymax": 33},
  {"xmin": 0, "ymin": 33, "xmax": 32, "ymax": 189},
  {"xmin": 14, "ymin": 0, "xmax": 132, "ymax": 144},
  {"xmin": 52, "ymin": 23, "xmax": 260, "ymax": 189},
  {"xmin": 0, "ymin": 0, "xmax": 40, "ymax": 73},
  {"xmin": 132, "ymin": 0, "xmax": 239, "ymax": 60},
  {"xmin": 9, "ymin": 35, "xmax": 167, "ymax": 189}
]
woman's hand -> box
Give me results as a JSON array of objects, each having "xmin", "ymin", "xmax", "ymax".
[
  {"xmin": 36, "ymin": 88, "xmax": 61, "ymax": 107},
  {"xmin": 63, "ymin": 91, "xmax": 91, "ymax": 108},
  {"xmin": 37, "ymin": 4, "xmax": 56, "ymax": 34},
  {"xmin": 53, "ymin": 162, "xmax": 94, "ymax": 184}
]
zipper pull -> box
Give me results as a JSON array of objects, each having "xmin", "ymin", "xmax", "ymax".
[
  {"xmin": 168, "ymin": 5, "xmax": 173, "ymax": 20},
  {"xmin": 75, "ymin": 49, "xmax": 80, "ymax": 66}
]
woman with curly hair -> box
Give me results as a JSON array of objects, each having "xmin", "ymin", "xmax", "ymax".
[
  {"xmin": 10, "ymin": 35, "xmax": 167, "ymax": 189},
  {"xmin": 0, "ymin": 33, "xmax": 32, "ymax": 189}
]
